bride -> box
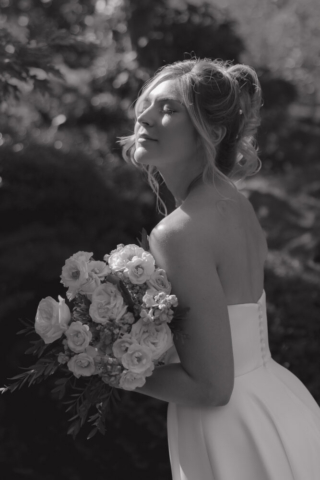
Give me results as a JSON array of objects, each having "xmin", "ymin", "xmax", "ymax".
[{"xmin": 120, "ymin": 59, "xmax": 320, "ymax": 480}]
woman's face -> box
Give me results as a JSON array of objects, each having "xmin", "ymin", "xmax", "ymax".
[{"xmin": 134, "ymin": 79, "xmax": 198, "ymax": 168}]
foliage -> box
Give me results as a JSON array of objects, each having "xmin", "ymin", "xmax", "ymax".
[{"xmin": 127, "ymin": 0, "xmax": 244, "ymax": 70}]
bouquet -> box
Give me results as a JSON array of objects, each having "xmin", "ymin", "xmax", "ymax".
[{"xmin": 1, "ymin": 233, "xmax": 186, "ymax": 438}]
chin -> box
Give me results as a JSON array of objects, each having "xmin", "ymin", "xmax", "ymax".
[{"xmin": 134, "ymin": 150, "xmax": 157, "ymax": 166}]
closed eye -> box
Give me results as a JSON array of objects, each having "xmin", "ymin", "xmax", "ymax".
[
  {"xmin": 162, "ymin": 106, "xmax": 175, "ymax": 115},
  {"xmin": 136, "ymin": 101, "xmax": 177, "ymax": 117}
]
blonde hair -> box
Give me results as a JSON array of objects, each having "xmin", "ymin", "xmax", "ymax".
[{"xmin": 119, "ymin": 58, "xmax": 262, "ymax": 215}]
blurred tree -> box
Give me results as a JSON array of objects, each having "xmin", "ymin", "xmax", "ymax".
[{"xmin": 127, "ymin": 0, "xmax": 244, "ymax": 70}]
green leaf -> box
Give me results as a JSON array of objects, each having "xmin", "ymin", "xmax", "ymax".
[
  {"xmin": 118, "ymin": 280, "xmax": 134, "ymax": 310},
  {"xmin": 87, "ymin": 427, "xmax": 98, "ymax": 440},
  {"xmin": 137, "ymin": 228, "xmax": 150, "ymax": 251}
]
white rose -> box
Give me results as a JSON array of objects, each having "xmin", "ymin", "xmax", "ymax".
[
  {"xmin": 89, "ymin": 282, "xmax": 127, "ymax": 324},
  {"xmin": 119, "ymin": 366, "xmax": 153, "ymax": 391},
  {"xmin": 112, "ymin": 334, "xmax": 138, "ymax": 359},
  {"xmin": 107, "ymin": 244, "xmax": 145, "ymax": 272},
  {"xmin": 146, "ymin": 269, "xmax": 171, "ymax": 294},
  {"xmin": 78, "ymin": 273, "xmax": 101, "ymax": 299},
  {"xmin": 121, "ymin": 343, "xmax": 154, "ymax": 375},
  {"xmin": 67, "ymin": 353, "xmax": 96, "ymax": 378},
  {"xmin": 130, "ymin": 319, "xmax": 173, "ymax": 360},
  {"xmin": 124, "ymin": 252, "xmax": 155, "ymax": 284},
  {"xmin": 65, "ymin": 321, "xmax": 92, "ymax": 353},
  {"xmin": 88, "ymin": 261, "xmax": 111, "ymax": 278},
  {"xmin": 35, "ymin": 296, "xmax": 71, "ymax": 344},
  {"xmin": 60, "ymin": 251, "xmax": 93, "ymax": 299}
]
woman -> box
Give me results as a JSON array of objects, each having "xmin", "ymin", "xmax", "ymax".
[{"xmin": 120, "ymin": 59, "xmax": 320, "ymax": 480}]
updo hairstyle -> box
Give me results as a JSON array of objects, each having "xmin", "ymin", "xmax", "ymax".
[{"xmin": 119, "ymin": 58, "xmax": 262, "ymax": 215}]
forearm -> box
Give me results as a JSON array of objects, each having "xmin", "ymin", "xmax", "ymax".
[{"xmin": 135, "ymin": 362, "xmax": 221, "ymax": 407}]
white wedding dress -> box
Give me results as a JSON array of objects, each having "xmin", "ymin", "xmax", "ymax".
[{"xmin": 165, "ymin": 290, "xmax": 320, "ymax": 480}]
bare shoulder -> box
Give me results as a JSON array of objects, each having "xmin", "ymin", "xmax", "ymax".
[
  {"xmin": 149, "ymin": 198, "xmax": 220, "ymax": 268},
  {"xmin": 150, "ymin": 184, "xmax": 238, "ymax": 251},
  {"xmin": 149, "ymin": 182, "xmax": 268, "ymax": 267}
]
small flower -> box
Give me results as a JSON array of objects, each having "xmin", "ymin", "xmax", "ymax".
[
  {"xmin": 142, "ymin": 288, "xmax": 158, "ymax": 308},
  {"xmin": 124, "ymin": 253, "xmax": 155, "ymax": 284},
  {"xmin": 88, "ymin": 261, "xmax": 111, "ymax": 278},
  {"xmin": 67, "ymin": 353, "xmax": 96, "ymax": 378},
  {"xmin": 78, "ymin": 273, "xmax": 101, "ymax": 299},
  {"xmin": 119, "ymin": 312, "xmax": 135, "ymax": 325},
  {"xmin": 130, "ymin": 319, "xmax": 173, "ymax": 360},
  {"xmin": 168, "ymin": 295, "xmax": 178, "ymax": 308},
  {"xmin": 140, "ymin": 308, "xmax": 154, "ymax": 324},
  {"xmin": 119, "ymin": 371, "xmax": 146, "ymax": 390},
  {"xmin": 119, "ymin": 364, "xmax": 154, "ymax": 391},
  {"xmin": 121, "ymin": 343, "xmax": 153, "ymax": 375},
  {"xmin": 147, "ymin": 269, "xmax": 171, "ymax": 294},
  {"xmin": 107, "ymin": 244, "xmax": 145, "ymax": 271},
  {"xmin": 60, "ymin": 251, "xmax": 93, "ymax": 299},
  {"xmin": 112, "ymin": 335, "xmax": 138, "ymax": 359},
  {"xmin": 65, "ymin": 321, "xmax": 92, "ymax": 353},
  {"xmin": 57, "ymin": 352, "xmax": 69, "ymax": 364}
]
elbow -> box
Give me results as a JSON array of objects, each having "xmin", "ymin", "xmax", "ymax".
[
  {"xmin": 205, "ymin": 381, "xmax": 234, "ymax": 407},
  {"xmin": 218, "ymin": 389, "xmax": 233, "ymax": 406}
]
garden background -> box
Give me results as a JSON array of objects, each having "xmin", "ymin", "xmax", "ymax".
[{"xmin": 0, "ymin": 0, "xmax": 319, "ymax": 479}]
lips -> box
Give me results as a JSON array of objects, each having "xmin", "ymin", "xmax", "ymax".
[{"xmin": 138, "ymin": 134, "xmax": 157, "ymax": 141}]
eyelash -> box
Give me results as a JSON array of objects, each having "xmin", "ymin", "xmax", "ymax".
[
  {"xmin": 138, "ymin": 105, "xmax": 175, "ymax": 116},
  {"xmin": 162, "ymin": 107, "xmax": 175, "ymax": 115}
]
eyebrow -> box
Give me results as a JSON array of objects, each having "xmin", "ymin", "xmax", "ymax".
[{"xmin": 142, "ymin": 96, "xmax": 185, "ymax": 106}]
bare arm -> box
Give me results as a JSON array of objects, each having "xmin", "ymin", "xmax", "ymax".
[{"xmin": 135, "ymin": 211, "xmax": 234, "ymax": 407}]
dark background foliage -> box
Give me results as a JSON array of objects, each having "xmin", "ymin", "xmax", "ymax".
[{"xmin": 0, "ymin": 0, "xmax": 319, "ymax": 479}]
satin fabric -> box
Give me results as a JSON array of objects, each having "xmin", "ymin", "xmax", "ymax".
[{"xmin": 165, "ymin": 290, "xmax": 320, "ymax": 480}]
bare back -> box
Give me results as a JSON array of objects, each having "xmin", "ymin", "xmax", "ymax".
[{"xmin": 150, "ymin": 181, "xmax": 268, "ymax": 306}]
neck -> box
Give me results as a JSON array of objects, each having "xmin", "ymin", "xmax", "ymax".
[{"xmin": 158, "ymin": 163, "xmax": 204, "ymax": 205}]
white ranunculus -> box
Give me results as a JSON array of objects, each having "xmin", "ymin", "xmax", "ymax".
[{"xmin": 35, "ymin": 296, "xmax": 71, "ymax": 344}]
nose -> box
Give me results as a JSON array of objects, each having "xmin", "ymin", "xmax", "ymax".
[{"xmin": 136, "ymin": 104, "xmax": 154, "ymax": 127}]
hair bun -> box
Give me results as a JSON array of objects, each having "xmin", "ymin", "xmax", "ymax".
[{"xmin": 227, "ymin": 64, "xmax": 261, "ymax": 98}]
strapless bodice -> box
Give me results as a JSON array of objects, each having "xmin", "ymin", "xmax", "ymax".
[{"xmin": 164, "ymin": 290, "xmax": 271, "ymax": 377}]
